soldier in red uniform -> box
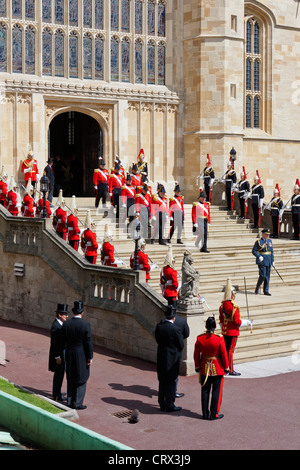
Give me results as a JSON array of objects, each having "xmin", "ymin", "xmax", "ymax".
[
  {"xmin": 7, "ymin": 177, "xmax": 19, "ymax": 216},
  {"xmin": 160, "ymin": 247, "xmax": 179, "ymax": 306},
  {"xmin": 21, "ymin": 179, "xmax": 35, "ymax": 217},
  {"xmin": 67, "ymin": 196, "xmax": 81, "ymax": 251},
  {"xmin": 130, "ymin": 238, "xmax": 156, "ymax": 282},
  {"xmin": 101, "ymin": 224, "xmax": 118, "ymax": 267},
  {"xmin": 36, "ymin": 193, "xmax": 52, "ymax": 218},
  {"xmin": 135, "ymin": 184, "xmax": 152, "ymax": 240},
  {"xmin": 21, "ymin": 151, "xmax": 39, "ymax": 192},
  {"xmin": 81, "ymin": 210, "xmax": 98, "ymax": 264},
  {"xmin": 0, "ymin": 169, "xmax": 8, "ymax": 207},
  {"xmin": 129, "ymin": 164, "xmax": 142, "ymax": 188},
  {"xmin": 109, "ymin": 163, "xmax": 125, "ymax": 221},
  {"xmin": 168, "ymin": 183, "xmax": 184, "ymax": 244},
  {"xmin": 194, "ymin": 316, "xmax": 230, "ymax": 420},
  {"xmin": 53, "ymin": 190, "xmax": 67, "ymax": 240},
  {"xmin": 151, "ymin": 185, "xmax": 168, "ymax": 245},
  {"xmin": 192, "ymin": 191, "xmax": 211, "ymax": 252},
  {"xmin": 219, "ymin": 278, "xmax": 252, "ymax": 376},
  {"xmin": 93, "ymin": 158, "xmax": 109, "ymax": 208},
  {"xmin": 121, "ymin": 174, "xmax": 136, "ymax": 225}
]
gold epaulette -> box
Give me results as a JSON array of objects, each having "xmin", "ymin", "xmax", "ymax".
[
  {"xmin": 169, "ymin": 197, "xmax": 174, "ymax": 201},
  {"xmin": 193, "ymin": 202, "xmax": 197, "ymax": 206},
  {"xmin": 121, "ymin": 185, "xmax": 126, "ymax": 190},
  {"xmin": 182, "ymin": 196, "xmax": 184, "ymax": 200},
  {"xmin": 152, "ymin": 195, "xmax": 158, "ymax": 201},
  {"xmin": 94, "ymin": 169, "xmax": 100, "ymax": 173}
]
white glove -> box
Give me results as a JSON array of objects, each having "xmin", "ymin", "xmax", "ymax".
[
  {"xmin": 117, "ymin": 259, "xmax": 126, "ymax": 266},
  {"xmin": 259, "ymin": 256, "xmax": 263, "ymax": 263},
  {"xmin": 241, "ymin": 319, "xmax": 252, "ymax": 327},
  {"xmin": 272, "ymin": 262, "xmax": 275, "ymax": 267},
  {"xmin": 150, "ymin": 263, "xmax": 158, "ymax": 271},
  {"xmin": 194, "ymin": 223, "xmax": 198, "ymax": 228},
  {"xmin": 94, "ymin": 186, "xmax": 98, "ymax": 190}
]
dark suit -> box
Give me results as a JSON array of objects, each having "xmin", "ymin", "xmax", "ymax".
[
  {"xmin": 155, "ymin": 318, "xmax": 184, "ymax": 410},
  {"xmin": 43, "ymin": 164, "xmax": 55, "ymax": 203},
  {"xmin": 62, "ymin": 317, "xmax": 93, "ymax": 409},
  {"xmin": 174, "ymin": 315, "xmax": 190, "ymax": 394},
  {"xmin": 48, "ymin": 318, "xmax": 65, "ymax": 400}
]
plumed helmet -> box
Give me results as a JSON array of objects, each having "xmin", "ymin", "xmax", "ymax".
[
  {"xmin": 223, "ymin": 278, "xmax": 235, "ymax": 301},
  {"xmin": 70, "ymin": 195, "xmax": 77, "ymax": 212},
  {"xmin": 57, "ymin": 189, "xmax": 65, "ymax": 206}
]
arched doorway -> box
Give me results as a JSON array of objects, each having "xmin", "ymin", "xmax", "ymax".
[{"xmin": 49, "ymin": 111, "xmax": 103, "ymax": 197}]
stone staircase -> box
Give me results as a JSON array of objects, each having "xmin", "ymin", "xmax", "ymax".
[{"xmin": 64, "ymin": 197, "xmax": 300, "ymax": 365}]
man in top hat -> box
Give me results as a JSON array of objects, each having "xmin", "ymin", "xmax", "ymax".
[
  {"xmin": 81, "ymin": 210, "xmax": 98, "ymax": 264},
  {"xmin": 48, "ymin": 303, "xmax": 69, "ymax": 402},
  {"xmin": 168, "ymin": 183, "xmax": 184, "ymax": 244},
  {"xmin": 269, "ymin": 184, "xmax": 283, "ymax": 238},
  {"xmin": 21, "ymin": 151, "xmax": 39, "ymax": 191},
  {"xmin": 109, "ymin": 163, "xmax": 125, "ymax": 221},
  {"xmin": 67, "ymin": 196, "xmax": 81, "ymax": 251},
  {"xmin": 151, "ymin": 184, "xmax": 168, "ymax": 245},
  {"xmin": 94, "ymin": 158, "xmax": 109, "ymax": 208},
  {"xmin": 291, "ymin": 179, "xmax": 300, "ymax": 240},
  {"xmin": 237, "ymin": 166, "xmax": 250, "ymax": 220},
  {"xmin": 160, "ymin": 246, "xmax": 179, "ymax": 306},
  {"xmin": 43, "ymin": 158, "xmax": 55, "ymax": 204},
  {"xmin": 121, "ymin": 174, "xmax": 136, "ymax": 225},
  {"xmin": 21, "ymin": 179, "xmax": 35, "ymax": 217},
  {"xmin": 0, "ymin": 168, "xmax": 8, "ymax": 207},
  {"xmin": 193, "ymin": 316, "xmax": 229, "ymax": 420},
  {"xmin": 219, "ymin": 279, "xmax": 252, "ymax": 376},
  {"xmin": 192, "ymin": 190, "xmax": 211, "ymax": 252},
  {"xmin": 252, "ymin": 228, "xmax": 274, "ymax": 295},
  {"xmin": 136, "ymin": 148, "xmax": 148, "ymax": 176},
  {"xmin": 251, "ymin": 171, "xmax": 264, "ymax": 229},
  {"xmin": 155, "ymin": 305, "xmax": 184, "ymax": 412},
  {"xmin": 53, "ymin": 190, "xmax": 67, "ymax": 240},
  {"xmin": 203, "ymin": 154, "xmax": 215, "ymax": 204},
  {"xmin": 7, "ymin": 176, "xmax": 19, "ymax": 216},
  {"xmin": 61, "ymin": 301, "xmax": 93, "ymax": 410},
  {"xmin": 224, "ymin": 157, "xmax": 237, "ymax": 211}
]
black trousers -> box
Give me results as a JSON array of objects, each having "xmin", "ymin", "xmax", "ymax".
[
  {"xmin": 252, "ymin": 202, "xmax": 260, "ymax": 228},
  {"xmin": 67, "ymin": 381, "xmax": 87, "ymax": 408},
  {"xmin": 200, "ymin": 375, "xmax": 224, "ymax": 419},
  {"xmin": 158, "ymin": 377, "xmax": 176, "ymax": 410},
  {"xmin": 95, "ymin": 182, "xmax": 108, "ymax": 207},
  {"xmin": 52, "ymin": 361, "xmax": 65, "ymax": 399},
  {"xmin": 113, "ymin": 187, "xmax": 121, "ymax": 220},
  {"xmin": 272, "ymin": 215, "xmax": 279, "ymax": 238},
  {"xmin": 292, "ymin": 213, "xmax": 300, "ymax": 240},
  {"xmin": 239, "ymin": 196, "xmax": 245, "ymax": 218}
]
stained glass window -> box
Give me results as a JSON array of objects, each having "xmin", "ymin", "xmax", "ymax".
[
  {"xmin": 122, "ymin": 0, "xmax": 130, "ymax": 32},
  {"xmin": 158, "ymin": 42, "xmax": 165, "ymax": 85},
  {"xmin": 42, "ymin": 29, "xmax": 52, "ymax": 75},
  {"xmin": 147, "ymin": 1, "xmax": 155, "ymax": 36},
  {"xmin": 42, "ymin": 0, "xmax": 51, "ymax": 22},
  {"xmin": 246, "ymin": 58, "xmax": 251, "ymax": 90},
  {"xmin": 246, "ymin": 96, "xmax": 251, "ymax": 128},
  {"xmin": 254, "ymin": 60, "xmax": 260, "ymax": 91},
  {"xmin": 83, "ymin": 0, "xmax": 92, "ymax": 28},
  {"xmin": 69, "ymin": 0, "xmax": 78, "ymax": 26},
  {"xmin": 158, "ymin": 2, "xmax": 165, "ymax": 37},
  {"xmin": 95, "ymin": 0, "xmax": 103, "ymax": 29},
  {"xmin": 55, "ymin": 0, "xmax": 64, "ymax": 24},
  {"xmin": 12, "ymin": 25, "xmax": 22, "ymax": 73},
  {"xmin": 254, "ymin": 22, "xmax": 260, "ymax": 54},
  {"xmin": 83, "ymin": 34, "xmax": 92, "ymax": 79},
  {"xmin": 55, "ymin": 30, "xmax": 64, "ymax": 76},
  {"xmin": 134, "ymin": 0, "xmax": 142, "ymax": 34},
  {"xmin": 0, "ymin": 0, "xmax": 6, "ymax": 17},
  {"xmin": 254, "ymin": 96, "xmax": 260, "ymax": 128},
  {"xmin": 111, "ymin": 36, "xmax": 119, "ymax": 81},
  {"xmin": 135, "ymin": 39, "xmax": 143, "ymax": 83},
  {"xmin": 245, "ymin": 17, "xmax": 263, "ymax": 130},
  {"xmin": 69, "ymin": 32, "xmax": 78, "ymax": 78},
  {"xmin": 147, "ymin": 41, "xmax": 155, "ymax": 84},
  {"xmin": 121, "ymin": 37, "xmax": 130, "ymax": 82},
  {"xmin": 25, "ymin": 26, "xmax": 35, "ymax": 74},
  {"xmin": 95, "ymin": 35, "xmax": 104, "ymax": 79},
  {"xmin": 0, "ymin": 23, "xmax": 7, "ymax": 72},
  {"xmin": 25, "ymin": 0, "xmax": 35, "ymax": 20},
  {"xmin": 246, "ymin": 20, "xmax": 251, "ymax": 53},
  {"xmin": 111, "ymin": 0, "xmax": 119, "ymax": 31},
  {"xmin": 12, "ymin": 0, "xmax": 22, "ymax": 19}
]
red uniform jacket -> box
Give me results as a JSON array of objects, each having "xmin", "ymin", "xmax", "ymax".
[
  {"xmin": 67, "ymin": 213, "xmax": 80, "ymax": 241},
  {"xmin": 22, "ymin": 158, "xmax": 39, "ymax": 183},
  {"xmin": 160, "ymin": 265, "xmax": 179, "ymax": 300},
  {"xmin": 21, "ymin": 194, "xmax": 35, "ymax": 217},
  {"xmin": 130, "ymin": 250, "xmax": 151, "ymax": 281},
  {"xmin": 7, "ymin": 190, "xmax": 18, "ymax": 216},
  {"xmin": 130, "ymin": 173, "xmax": 142, "ymax": 187},
  {"xmin": 192, "ymin": 201, "xmax": 211, "ymax": 224},
  {"xmin": 219, "ymin": 300, "xmax": 242, "ymax": 337},
  {"xmin": 0, "ymin": 180, "xmax": 8, "ymax": 206},
  {"xmin": 121, "ymin": 184, "xmax": 136, "ymax": 205},
  {"xmin": 101, "ymin": 241, "xmax": 117, "ymax": 266},
  {"xmin": 109, "ymin": 172, "xmax": 125, "ymax": 194},
  {"xmin": 169, "ymin": 195, "xmax": 184, "ymax": 221},
  {"xmin": 53, "ymin": 207, "xmax": 67, "ymax": 234},
  {"xmin": 135, "ymin": 191, "xmax": 152, "ymax": 216},
  {"xmin": 36, "ymin": 198, "xmax": 51, "ymax": 218},
  {"xmin": 194, "ymin": 333, "xmax": 229, "ymax": 376},
  {"xmin": 81, "ymin": 229, "xmax": 98, "ymax": 257},
  {"xmin": 152, "ymin": 195, "xmax": 169, "ymax": 218},
  {"xmin": 93, "ymin": 168, "xmax": 109, "ymax": 186}
]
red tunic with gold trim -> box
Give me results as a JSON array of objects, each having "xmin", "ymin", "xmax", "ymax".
[
  {"xmin": 67, "ymin": 213, "xmax": 80, "ymax": 242},
  {"xmin": 160, "ymin": 265, "xmax": 179, "ymax": 300},
  {"xmin": 21, "ymin": 194, "xmax": 35, "ymax": 217},
  {"xmin": 192, "ymin": 201, "xmax": 211, "ymax": 224},
  {"xmin": 169, "ymin": 195, "xmax": 184, "ymax": 220},
  {"xmin": 7, "ymin": 190, "xmax": 19, "ymax": 216},
  {"xmin": 0, "ymin": 180, "xmax": 8, "ymax": 207},
  {"xmin": 130, "ymin": 250, "xmax": 151, "ymax": 282},
  {"xmin": 194, "ymin": 333, "xmax": 229, "ymax": 376},
  {"xmin": 21, "ymin": 158, "xmax": 39, "ymax": 184},
  {"xmin": 219, "ymin": 300, "xmax": 242, "ymax": 337},
  {"xmin": 53, "ymin": 207, "xmax": 67, "ymax": 238},
  {"xmin": 36, "ymin": 198, "xmax": 51, "ymax": 218},
  {"xmin": 101, "ymin": 241, "xmax": 117, "ymax": 267},
  {"xmin": 81, "ymin": 228, "xmax": 98, "ymax": 259}
]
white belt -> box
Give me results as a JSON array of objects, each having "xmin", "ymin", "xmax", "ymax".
[
  {"xmin": 166, "ymin": 280, "xmax": 173, "ymax": 285},
  {"xmin": 139, "ymin": 264, "xmax": 144, "ymax": 269},
  {"xmin": 87, "ymin": 242, "xmax": 92, "ymax": 246}
]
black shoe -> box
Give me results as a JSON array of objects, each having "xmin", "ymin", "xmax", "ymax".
[
  {"xmin": 210, "ymin": 413, "xmax": 224, "ymax": 420},
  {"xmin": 73, "ymin": 405, "xmax": 87, "ymax": 410},
  {"xmin": 166, "ymin": 406, "xmax": 182, "ymax": 412},
  {"xmin": 53, "ymin": 393, "xmax": 66, "ymax": 402},
  {"xmin": 177, "ymin": 240, "xmax": 184, "ymax": 244},
  {"xmin": 200, "ymin": 248, "xmax": 210, "ymax": 253},
  {"xmin": 229, "ymin": 371, "xmax": 241, "ymax": 376},
  {"xmin": 150, "ymin": 239, "xmax": 154, "ymax": 244},
  {"xmin": 264, "ymin": 292, "xmax": 271, "ymax": 296},
  {"xmin": 175, "ymin": 392, "xmax": 184, "ymax": 398},
  {"xmin": 159, "ymin": 241, "xmax": 167, "ymax": 245},
  {"xmin": 255, "ymin": 290, "xmax": 259, "ymax": 295}
]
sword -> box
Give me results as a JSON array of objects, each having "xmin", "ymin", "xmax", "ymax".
[
  {"xmin": 244, "ymin": 276, "xmax": 253, "ymax": 334},
  {"xmin": 272, "ymin": 265, "xmax": 285, "ymax": 284}
]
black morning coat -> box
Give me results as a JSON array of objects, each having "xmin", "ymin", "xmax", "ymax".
[
  {"xmin": 62, "ymin": 317, "xmax": 93, "ymax": 385},
  {"xmin": 48, "ymin": 318, "xmax": 64, "ymax": 372},
  {"xmin": 155, "ymin": 318, "xmax": 184, "ymax": 382}
]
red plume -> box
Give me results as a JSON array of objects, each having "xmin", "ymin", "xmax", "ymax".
[
  {"xmin": 207, "ymin": 154, "xmax": 211, "ymax": 165},
  {"xmin": 138, "ymin": 149, "xmax": 145, "ymax": 159},
  {"xmin": 256, "ymin": 170, "xmax": 261, "ymax": 184},
  {"xmin": 295, "ymin": 179, "xmax": 300, "ymax": 187},
  {"xmin": 229, "ymin": 156, "xmax": 233, "ymax": 169},
  {"xmin": 275, "ymin": 184, "xmax": 280, "ymax": 197},
  {"xmin": 243, "ymin": 166, "xmax": 247, "ymax": 179}
]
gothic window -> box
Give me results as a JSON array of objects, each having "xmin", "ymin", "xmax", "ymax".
[
  {"xmin": 246, "ymin": 58, "xmax": 251, "ymax": 90},
  {"xmin": 83, "ymin": 33, "xmax": 92, "ymax": 79},
  {"xmin": 135, "ymin": 0, "xmax": 143, "ymax": 34},
  {"xmin": 246, "ymin": 95, "xmax": 251, "ymax": 128},
  {"xmin": 42, "ymin": 0, "xmax": 51, "ymax": 22},
  {"xmin": 111, "ymin": 0, "xmax": 119, "ymax": 31},
  {"xmin": 111, "ymin": 36, "xmax": 119, "ymax": 81},
  {"xmin": 122, "ymin": 0, "xmax": 130, "ymax": 32},
  {"xmin": 254, "ymin": 96, "xmax": 260, "ymax": 128},
  {"xmin": 95, "ymin": 35, "xmax": 104, "ymax": 79},
  {"xmin": 83, "ymin": 0, "xmax": 92, "ymax": 28},
  {"xmin": 55, "ymin": 30, "xmax": 64, "ymax": 76},
  {"xmin": 12, "ymin": 24, "xmax": 22, "ymax": 73},
  {"xmin": 0, "ymin": 23, "xmax": 7, "ymax": 72},
  {"xmin": 69, "ymin": 0, "xmax": 78, "ymax": 26},
  {"xmin": 147, "ymin": 40, "xmax": 155, "ymax": 84},
  {"xmin": 157, "ymin": 41, "xmax": 165, "ymax": 85},
  {"xmin": 121, "ymin": 37, "xmax": 130, "ymax": 82},
  {"xmin": 158, "ymin": 1, "xmax": 165, "ymax": 37},
  {"xmin": 0, "ymin": 0, "xmax": 6, "ymax": 17},
  {"xmin": 254, "ymin": 22, "xmax": 260, "ymax": 54},
  {"xmin": 147, "ymin": 1, "xmax": 155, "ymax": 36},
  {"xmin": 254, "ymin": 59, "xmax": 260, "ymax": 91},
  {"xmin": 245, "ymin": 18, "xmax": 262, "ymax": 129},
  {"xmin": 135, "ymin": 39, "xmax": 143, "ymax": 83},
  {"xmin": 55, "ymin": 0, "xmax": 64, "ymax": 24},
  {"xmin": 12, "ymin": 1, "xmax": 22, "ymax": 19},
  {"xmin": 25, "ymin": 26, "xmax": 35, "ymax": 74},
  {"xmin": 25, "ymin": 0, "xmax": 35, "ymax": 20},
  {"xmin": 42, "ymin": 28, "xmax": 52, "ymax": 75},
  {"xmin": 69, "ymin": 31, "xmax": 78, "ymax": 78},
  {"xmin": 95, "ymin": 0, "xmax": 103, "ymax": 29}
]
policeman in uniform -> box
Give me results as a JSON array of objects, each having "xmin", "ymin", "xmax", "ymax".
[
  {"xmin": 291, "ymin": 179, "xmax": 300, "ymax": 240},
  {"xmin": 168, "ymin": 184, "xmax": 184, "ymax": 244},
  {"xmin": 252, "ymin": 228, "xmax": 274, "ymax": 295},
  {"xmin": 224, "ymin": 158, "xmax": 237, "ymax": 211},
  {"xmin": 203, "ymin": 154, "xmax": 215, "ymax": 203},
  {"xmin": 194, "ymin": 316, "xmax": 229, "ymax": 420},
  {"xmin": 237, "ymin": 166, "xmax": 250, "ymax": 219},
  {"xmin": 81, "ymin": 210, "xmax": 98, "ymax": 264},
  {"xmin": 251, "ymin": 171, "xmax": 264, "ymax": 229},
  {"xmin": 160, "ymin": 246, "xmax": 179, "ymax": 306},
  {"xmin": 192, "ymin": 191, "xmax": 211, "ymax": 252},
  {"xmin": 67, "ymin": 196, "xmax": 81, "ymax": 251},
  {"xmin": 269, "ymin": 184, "xmax": 283, "ymax": 239},
  {"xmin": 21, "ymin": 151, "xmax": 39, "ymax": 193},
  {"xmin": 93, "ymin": 158, "xmax": 109, "ymax": 208}
]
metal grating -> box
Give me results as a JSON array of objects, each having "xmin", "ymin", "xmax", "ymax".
[{"xmin": 112, "ymin": 410, "xmax": 133, "ymax": 419}]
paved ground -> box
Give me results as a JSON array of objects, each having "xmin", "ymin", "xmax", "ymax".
[{"xmin": 0, "ymin": 318, "xmax": 299, "ymax": 451}]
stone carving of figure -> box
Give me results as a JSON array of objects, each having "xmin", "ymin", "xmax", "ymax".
[{"xmin": 180, "ymin": 250, "xmax": 200, "ymax": 299}]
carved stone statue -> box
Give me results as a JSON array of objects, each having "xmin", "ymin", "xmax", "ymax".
[{"xmin": 180, "ymin": 250, "xmax": 200, "ymax": 300}]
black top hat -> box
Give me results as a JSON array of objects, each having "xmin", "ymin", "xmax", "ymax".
[
  {"xmin": 262, "ymin": 228, "xmax": 270, "ymax": 234},
  {"xmin": 165, "ymin": 305, "xmax": 177, "ymax": 319},
  {"xmin": 47, "ymin": 158, "xmax": 54, "ymax": 164},
  {"xmin": 56, "ymin": 304, "xmax": 68, "ymax": 314},
  {"xmin": 72, "ymin": 301, "xmax": 84, "ymax": 314}
]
